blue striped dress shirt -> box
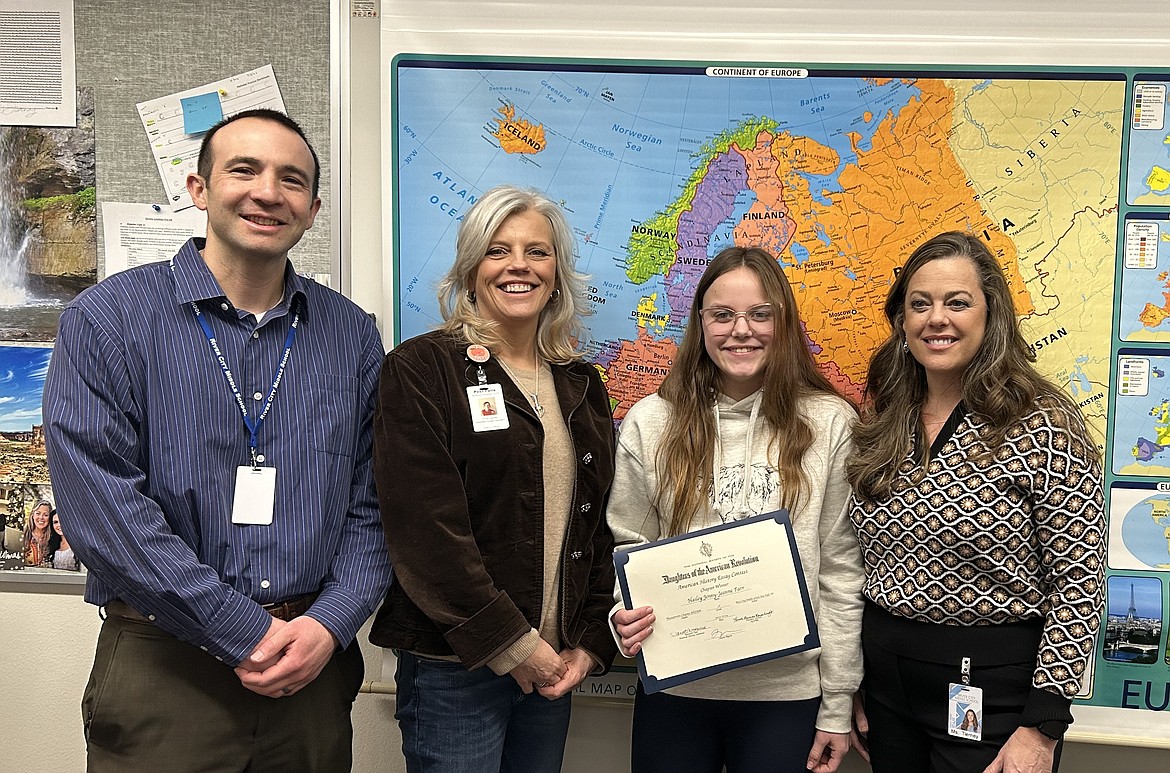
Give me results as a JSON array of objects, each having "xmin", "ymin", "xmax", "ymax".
[{"xmin": 43, "ymin": 238, "xmax": 391, "ymax": 666}]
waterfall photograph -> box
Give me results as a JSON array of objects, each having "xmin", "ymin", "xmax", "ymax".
[{"xmin": 0, "ymin": 88, "xmax": 96, "ymax": 342}]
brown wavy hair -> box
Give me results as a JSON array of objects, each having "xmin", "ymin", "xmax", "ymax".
[
  {"xmin": 655, "ymin": 246, "xmax": 846, "ymax": 535},
  {"xmin": 847, "ymin": 231, "xmax": 1099, "ymax": 501}
]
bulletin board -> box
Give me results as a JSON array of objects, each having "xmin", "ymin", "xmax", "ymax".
[{"xmin": 74, "ymin": 0, "xmax": 334, "ymax": 275}]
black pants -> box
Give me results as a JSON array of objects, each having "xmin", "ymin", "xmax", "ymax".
[
  {"xmin": 862, "ymin": 635, "xmax": 1061, "ymax": 773},
  {"xmin": 631, "ymin": 683, "xmax": 821, "ymax": 773},
  {"xmin": 82, "ymin": 612, "xmax": 364, "ymax": 773}
]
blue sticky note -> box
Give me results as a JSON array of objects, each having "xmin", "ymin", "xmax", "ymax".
[{"xmin": 180, "ymin": 92, "xmax": 224, "ymax": 134}]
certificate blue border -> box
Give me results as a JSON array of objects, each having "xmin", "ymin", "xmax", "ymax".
[{"xmin": 613, "ymin": 509, "xmax": 820, "ymax": 693}]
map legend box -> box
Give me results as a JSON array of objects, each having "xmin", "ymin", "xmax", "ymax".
[
  {"xmin": 1119, "ymin": 356, "xmax": 1151, "ymax": 396},
  {"xmin": 1125, "ymin": 221, "xmax": 1161, "ymax": 269},
  {"xmin": 1133, "ymin": 82, "xmax": 1166, "ymax": 130}
]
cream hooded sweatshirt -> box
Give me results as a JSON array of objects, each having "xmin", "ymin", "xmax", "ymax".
[{"xmin": 606, "ymin": 389, "xmax": 864, "ymax": 733}]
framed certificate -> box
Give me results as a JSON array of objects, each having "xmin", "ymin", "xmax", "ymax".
[{"xmin": 613, "ymin": 510, "xmax": 818, "ymax": 693}]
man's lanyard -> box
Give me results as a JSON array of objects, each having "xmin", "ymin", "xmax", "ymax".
[{"xmin": 188, "ymin": 298, "xmax": 299, "ymax": 467}]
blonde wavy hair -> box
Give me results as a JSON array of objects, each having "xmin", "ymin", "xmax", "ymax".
[{"xmin": 436, "ymin": 185, "xmax": 590, "ymax": 363}]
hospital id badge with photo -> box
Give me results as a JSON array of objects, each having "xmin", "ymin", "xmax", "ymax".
[
  {"xmin": 232, "ymin": 465, "xmax": 276, "ymax": 525},
  {"xmin": 948, "ymin": 682, "xmax": 983, "ymax": 741},
  {"xmin": 468, "ymin": 383, "xmax": 509, "ymax": 432}
]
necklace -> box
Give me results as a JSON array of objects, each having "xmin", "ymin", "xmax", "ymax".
[
  {"xmin": 498, "ymin": 355, "xmax": 545, "ymax": 418},
  {"xmin": 922, "ymin": 406, "xmax": 955, "ymax": 429}
]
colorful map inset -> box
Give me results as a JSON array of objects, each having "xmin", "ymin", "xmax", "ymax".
[
  {"xmin": 1109, "ymin": 484, "xmax": 1170, "ymax": 571},
  {"xmin": 1127, "ymin": 78, "xmax": 1170, "ymax": 205},
  {"xmin": 1113, "ymin": 351, "xmax": 1170, "ymax": 476},
  {"xmin": 1119, "ymin": 215, "xmax": 1170, "ymax": 341}
]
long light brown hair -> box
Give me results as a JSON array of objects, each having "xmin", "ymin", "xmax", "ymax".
[
  {"xmin": 656, "ymin": 246, "xmax": 845, "ymax": 535},
  {"xmin": 22, "ymin": 500, "xmax": 52, "ymax": 545},
  {"xmin": 21, "ymin": 499, "xmax": 52, "ymax": 565},
  {"xmin": 847, "ymin": 231, "xmax": 1099, "ymax": 500}
]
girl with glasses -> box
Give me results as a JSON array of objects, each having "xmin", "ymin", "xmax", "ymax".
[{"xmin": 607, "ymin": 246, "xmax": 864, "ymax": 773}]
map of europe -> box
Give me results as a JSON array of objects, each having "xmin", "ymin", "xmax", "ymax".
[
  {"xmin": 1113, "ymin": 351, "xmax": 1170, "ymax": 476},
  {"xmin": 393, "ymin": 60, "xmax": 1120, "ymax": 434},
  {"xmin": 1119, "ymin": 215, "xmax": 1170, "ymax": 342}
]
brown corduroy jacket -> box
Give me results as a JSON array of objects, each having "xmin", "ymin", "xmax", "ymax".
[{"xmin": 369, "ymin": 331, "xmax": 618, "ymax": 671}]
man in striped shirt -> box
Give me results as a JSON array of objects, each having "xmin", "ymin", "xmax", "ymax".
[{"xmin": 43, "ymin": 109, "xmax": 390, "ymax": 772}]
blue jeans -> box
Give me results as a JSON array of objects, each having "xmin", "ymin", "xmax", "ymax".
[{"xmin": 394, "ymin": 650, "xmax": 573, "ymax": 773}]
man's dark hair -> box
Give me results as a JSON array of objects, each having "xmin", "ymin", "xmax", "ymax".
[{"xmin": 196, "ymin": 108, "xmax": 321, "ymax": 198}]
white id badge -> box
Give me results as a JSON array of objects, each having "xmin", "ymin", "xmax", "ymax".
[
  {"xmin": 468, "ymin": 384, "xmax": 509, "ymax": 432},
  {"xmin": 232, "ymin": 466, "xmax": 276, "ymax": 525},
  {"xmin": 948, "ymin": 682, "xmax": 984, "ymax": 741}
]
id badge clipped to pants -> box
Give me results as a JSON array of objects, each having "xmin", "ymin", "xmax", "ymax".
[{"xmin": 948, "ymin": 656, "xmax": 983, "ymax": 741}]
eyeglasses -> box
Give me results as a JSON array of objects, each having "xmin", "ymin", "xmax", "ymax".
[{"xmin": 698, "ymin": 304, "xmax": 775, "ymax": 331}]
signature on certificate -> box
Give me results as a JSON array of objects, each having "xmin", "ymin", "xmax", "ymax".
[{"xmin": 709, "ymin": 628, "xmax": 744, "ymax": 640}]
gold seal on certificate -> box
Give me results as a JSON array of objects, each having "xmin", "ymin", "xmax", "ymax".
[{"xmin": 613, "ymin": 510, "xmax": 819, "ymax": 693}]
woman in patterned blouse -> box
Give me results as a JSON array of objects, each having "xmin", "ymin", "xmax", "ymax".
[{"xmin": 846, "ymin": 232, "xmax": 1105, "ymax": 773}]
